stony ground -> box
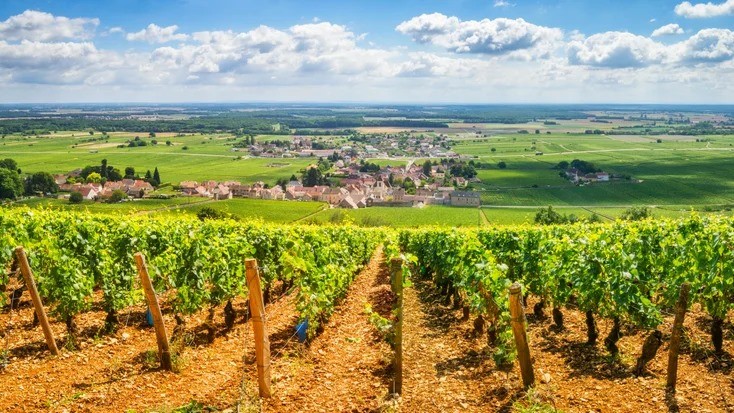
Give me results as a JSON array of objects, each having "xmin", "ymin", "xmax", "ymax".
[{"xmin": 0, "ymin": 252, "xmax": 733, "ymax": 412}]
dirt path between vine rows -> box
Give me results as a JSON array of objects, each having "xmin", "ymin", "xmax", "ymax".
[
  {"xmin": 400, "ymin": 279, "xmax": 516, "ymax": 412},
  {"xmin": 399, "ymin": 278, "xmax": 734, "ymax": 413},
  {"xmin": 262, "ymin": 246, "xmax": 395, "ymax": 412}
]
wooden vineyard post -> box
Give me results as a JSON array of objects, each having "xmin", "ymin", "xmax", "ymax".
[
  {"xmin": 245, "ymin": 258, "xmax": 272, "ymax": 398},
  {"xmin": 134, "ymin": 252, "xmax": 172, "ymax": 371},
  {"xmin": 390, "ymin": 258, "xmax": 404, "ymax": 395},
  {"xmin": 509, "ymin": 282, "xmax": 535, "ymax": 388},
  {"xmin": 14, "ymin": 246, "xmax": 59, "ymax": 356},
  {"xmin": 667, "ymin": 282, "xmax": 691, "ymax": 391}
]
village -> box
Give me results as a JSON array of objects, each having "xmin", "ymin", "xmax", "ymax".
[
  {"xmin": 177, "ymin": 159, "xmax": 482, "ymax": 209},
  {"xmin": 56, "ymin": 176, "xmax": 155, "ymax": 200},
  {"xmin": 238, "ymin": 132, "xmax": 461, "ymax": 160},
  {"xmin": 47, "ymin": 154, "xmax": 482, "ymax": 208}
]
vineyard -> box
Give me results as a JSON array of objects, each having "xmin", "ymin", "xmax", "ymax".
[
  {"xmin": 400, "ymin": 217, "xmax": 734, "ymax": 364},
  {"xmin": 0, "ymin": 209, "xmax": 733, "ymax": 412}
]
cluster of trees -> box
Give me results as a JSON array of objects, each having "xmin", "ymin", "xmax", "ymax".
[
  {"xmin": 554, "ymin": 159, "xmax": 600, "ymax": 174},
  {"xmin": 0, "ymin": 157, "xmax": 165, "ymax": 201},
  {"xmin": 0, "ymin": 159, "xmax": 24, "ymax": 199},
  {"xmin": 76, "ymin": 160, "xmax": 162, "ymax": 187},
  {"xmin": 358, "ymin": 161, "xmax": 381, "ymax": 173},
  {"xmin": 302, "ymin": 166, "xmax": 329, "ymax": 186},
  {"xmin": 0, "ymin": 158, "xmax": 59, "ymax": 199},
  {"xmin": 534, "ymin": 206, "xmax": 653, "ymax": 225},
  {"xmin": 233, "ymin": 135, "xmax": 257, "ymax": 147},
  {"xmin": 448, "ymin": 163, "xmax": 477, "ymax": 179},
  {"xmin": 122, "ymin": 136, "xmax": 152, "ymax": 148},
  {"xmin": 301, "ymin": 159, "xmax": 333, "ymax": 186}
]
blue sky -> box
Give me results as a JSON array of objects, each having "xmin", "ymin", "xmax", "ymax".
[{"xmin": 0, "ymin": 0, "xmax": 733, "ymax": 103}]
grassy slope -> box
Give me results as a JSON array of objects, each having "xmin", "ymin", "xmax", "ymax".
[{"xmin": 306, "ymin": 205, "xmax": 482, "ymax": 227}]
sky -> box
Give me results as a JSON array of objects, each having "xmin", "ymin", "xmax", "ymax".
[{"xmin": 0, "ymin": 0, "xmax": 733, "ymax": 104}]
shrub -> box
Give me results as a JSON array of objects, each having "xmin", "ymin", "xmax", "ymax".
[{"xmin": 69, "ymin": 192, "xmax": 83, "ymax": 204}]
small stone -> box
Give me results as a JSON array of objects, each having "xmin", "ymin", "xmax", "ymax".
[
  {"xmin": 121, "ymin": 332, "xmax": 131, "ymax": 341},
  {"xmin": 541, "ymin": 373, "xmax": 552, "ymax": 384}
]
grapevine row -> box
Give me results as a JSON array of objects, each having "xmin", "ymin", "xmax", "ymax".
[
  {"xmin": 0, "ymin": 209, "xmax": 379, "ymax": 340},
  {"xmin": 399, "ymin": 214, "xmax": 734, "ymax": 363}
]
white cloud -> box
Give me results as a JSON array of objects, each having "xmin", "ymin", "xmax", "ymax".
[
  {"xmin": 395, "ymin": 52, "xmax": 489, "ymax": 77},
  {"xmin": 396, "ymin": 13, "xmax": 563, "ymax": 58},
  {"xmin": 0, "ymin": 10, "xmax": 99, "ymax": 42},
  {"xmin": 567, "ymin": 32, "xmax": 667, "ymax": 68},
  {"xmin": 0, "ymin": 10, "xmax": 733, "ymax": 103},
  {"xmin": 569, "ymin": 28, "xmax": 734, "ymax": 67},
  {"xmin": 148, "ymin": 22, "xmax": 396, "ymax": 79},
  {"xmin": 494, "ymin": 0, "xmax": 514, "ymax": 7},
  {"xmin": 674, "ymin": 28, "xmax": 734, "ymax": 63},
  {"xmin": 126, "ymin": 24, "xmax": 189, "ymax": 43},
  {"xmin": 674, "ymin": 0, "xmax": 734, "ymax": 18},
  {"xmin": 652, "ymin": 23, "xmax": 685, "ymax": 36},
  {"xmin": 650, "ymin": 18, "xmax": 657, "ymax": 23}
]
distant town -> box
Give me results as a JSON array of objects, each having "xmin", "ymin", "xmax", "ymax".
[{"xmin": 53, "ymin": 156, "xmax": 482, "ymax": 209}]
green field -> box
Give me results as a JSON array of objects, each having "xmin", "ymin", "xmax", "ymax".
[
  {"xmin": 12, "ymin": 196, "xmax": 209, "ymax": 213},
  {"xmin": 163, "ymin": 198, "xmax": 328, "ymax": 223},
  {"xmin": 0, "ymin": 131, "xmax": 314, "ymax": 185},
  {"xmin": 6, "ymin": 121, "xmax": 734, "ymax": 226},
  {"xmin": 10, "ymin": 197, "xmax": 327, "ymax": 224},
  {"xmin": 453, "ymin": 132, "xmax": 734, "ymax": 207},
  {"xmin": 307, "ymin": 205, "xmax": 483, "ymax": 227}
]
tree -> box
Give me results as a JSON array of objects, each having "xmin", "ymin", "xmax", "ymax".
[
  {"xmin": 0, "ymin": 168, "xmax": 23, "ymax": 199},
  {"xmin": 25, "ymin": 172, "xmax": 58, "ymax": 195},
  {"xmin": 197, "ymin": 207, "xmax": 233, "ymax": 221},
  {"xmin": 108, "ymin": 190, "xmax": 127, "ymax": 203},
  {"xmin": 554, "ymin": 161, "xmax": 569, "ymax": 170},
  {"xmin": 80, "ymin": 165, "xmax": 100, "ymax": 179},
  {"xmin": 535, "ymin": 206, "xmax": 569, "ymax": 225},
  {"xmin": 497, "ymin": 161, "xmax": 507, "ymax": 169},
  {"xmin": 303, "ymin": 166, "xmax": 323, "ymax": 186},
  {"xmin": 0, "ymin": 158, "xmax": 18, "ymax": 171},
  {"xmin": 86, "ymin": 172, "xmax": 102, "ymax": 183},
  {"xmin": 621, "ymin": 207, "xmax": 651, "ymax": 221},
  {"xmin": 101, "ymin": 159, "xmax": 108, "ymax": 179},
  {"xmin": 69, "ymin": 191, "xmax": 84, "ymax": 204},
  {"xmin": 569, "ymin": 159, "xmax": 599, "ymax": 174},
  {"xmin": 144, "ymin": 170, "xmax": 152, "ymax": 182},
  {"xmin": 124, "ymin": 167, "xmax": 136, "ymax": 179},
  {"xmin": 153, "ymin": 167, "xmax": 161, "ymax": 186},
  {"xmin": 422, "ymin": 160, "xmax": 432, "ymax": 176},
  {"xmin": 107, "ymin": 168, "xmax": 122, "ymax": 181}
]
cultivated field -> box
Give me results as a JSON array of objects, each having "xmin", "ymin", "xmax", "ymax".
[{"xmin": 4, "ymin": 112, "xmax": 734, "ymax": 225}]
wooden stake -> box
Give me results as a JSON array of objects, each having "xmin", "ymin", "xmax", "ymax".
[
  {"xmin": 509, "ymin": 282, "xmax": 535, "ymax": 388},
  {"xmin": 245, "ymin": 258, "xmax": 272, "ymax": 398},
  {"xmin": 390, "ymin": 257, "xmax": 401, "ymax": 294},
  {"xmin": 134, "ymin": 252, "xmax": 172, "ymax": 371},
  {"xmin": 666, "ymin": 282, "xmax": 690, "ymax": 391},
  {"xmin": 389, "ymin": 257, "xmax": 404, "ymax": 395},
  {"xmin": 14, "ymin": 246, "xmax": 59, "ymax": 356}
]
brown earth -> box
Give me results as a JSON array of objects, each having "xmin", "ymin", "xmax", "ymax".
[{"xmin": 1, "ymin": 253, "xmax": 733, "ymax": 413}]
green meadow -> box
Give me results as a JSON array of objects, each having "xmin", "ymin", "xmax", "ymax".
[
  {"xmin": 0, "ymin": 131, "xmax": 313, "ymax": 184},
  {"xmin": 5, "ymin": 122, "xmax": 734, "ymax": 226}
]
